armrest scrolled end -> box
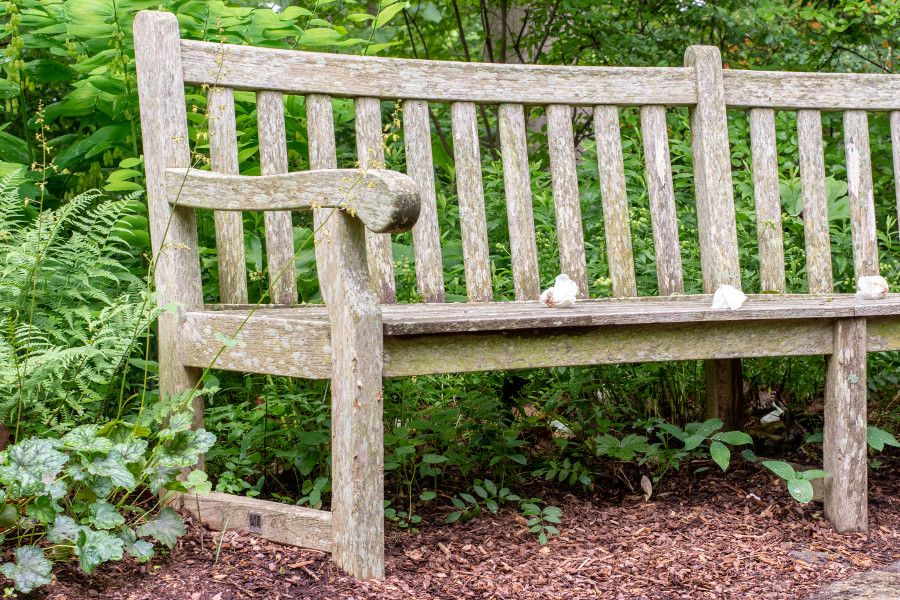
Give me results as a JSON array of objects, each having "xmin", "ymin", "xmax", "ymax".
[{"xmin": 356, "ymin": 169, "xmax": 420, "ymax": 234}]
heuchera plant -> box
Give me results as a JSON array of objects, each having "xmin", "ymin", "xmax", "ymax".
[{"xmin": 0, "ymin": 394, "xmax": 214, "ymax": 593}]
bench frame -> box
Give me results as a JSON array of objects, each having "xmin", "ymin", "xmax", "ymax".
[{"xmin": 134, "ymin": 10, "xmax": 900, "ymax": 580}]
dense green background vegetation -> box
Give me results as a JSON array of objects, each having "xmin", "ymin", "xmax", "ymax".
[{"xmin": 0, "ymin": 0, "xmax": 899, "ymax": 587}]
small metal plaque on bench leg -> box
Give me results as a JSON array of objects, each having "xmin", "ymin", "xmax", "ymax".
[{"xmin": 248, "ymin": 512, "xmax": 262, "ymax": 533}]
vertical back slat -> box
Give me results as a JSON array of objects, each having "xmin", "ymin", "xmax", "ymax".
[
  {"xmin": 307, "ymin": 94, "xmax": 340, "ymax": 304},
  {"xmin": 355, "ymin": 97, "xmax": 397, "ymax": 303},
  {"xmin": 684, "ymin": 46, "xmax": 741, "ymax": 292},
  {"xmin": 257, "ymin": 91, "xmax": 298, "ymax": 304},
  {"xmin": 402, "ymin": 100, "xmax": 445, "ymax": 302},
  {"xmin": 640, "ymin": 105, "xmax": 684, "ymax": 295},
  {"xmin": 498, "ymin": 103, "xmax": 540, "ymax": 301},
  {"xmin": 892, "ymin": 111, "xmax": 900, "ymax": 240},
  {"xmin": 843, "ymin": 110, "xmax": 879, "ymax": 278},
  {"xmin": 546, "ymin": 104, "xmax": 589, "ymax": 297},
  {"xmin": 796, "ymin": 109, "xmax": 834, "ymax": 293},
  {"xmin": 450, "ymin": 101, "xmax": 493, "ymax": 302},
  {"xmin": 207, "ymin": 86, "xmax": 248, "ymax": 304},
  {"xmin": 749, "ymin": 108, "xmax": 787, "ymax": 292},
  {"xmin": 594, "ymin": 106, "xmax": 637, "ymax": 297}
]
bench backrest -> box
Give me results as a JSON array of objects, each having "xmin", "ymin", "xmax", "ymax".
[{"xmin": 135, "ymin": 11, "xmax": 900, "ymax": 311}]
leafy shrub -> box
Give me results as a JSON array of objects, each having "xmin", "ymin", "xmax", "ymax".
[{"xmin": 0, "ymin": 396, "xmax": 214, "ymax": 593}]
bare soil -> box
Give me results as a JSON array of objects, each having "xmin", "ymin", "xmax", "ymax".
[{"xmin": 39, "ymin": 456, "xmax": 899, "ymax": 600}]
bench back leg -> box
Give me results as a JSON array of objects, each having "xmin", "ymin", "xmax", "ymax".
[
  {"xmin": 134, "ymin": 11, "xmax": 205, "ymax": 457},
  {"xmin": 824, "ymin": 317, "xmax": 868, "ymax": 532}
]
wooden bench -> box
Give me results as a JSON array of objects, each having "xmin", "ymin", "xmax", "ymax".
[{"xmin": 133, "ymin": 10, "xmax": 900, "ymax": 580}]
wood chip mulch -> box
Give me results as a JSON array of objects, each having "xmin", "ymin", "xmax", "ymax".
[{"xmin": 40, "ymin": 455, "xmax": 899, "ymax": 600}]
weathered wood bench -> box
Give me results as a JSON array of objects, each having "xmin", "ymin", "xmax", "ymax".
[{"xmin": 133, "ymin": 10, "xmax": 900, "ymax": 580}]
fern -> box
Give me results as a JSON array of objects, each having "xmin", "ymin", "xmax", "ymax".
[{"xmin": 0, "ymin": 170, "xmax": 158, "ymax": 433}]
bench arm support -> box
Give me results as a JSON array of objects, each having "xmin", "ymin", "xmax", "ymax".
[{"xmin": 164, "ymin": 167, "xmax": 421, "ymax": 233}]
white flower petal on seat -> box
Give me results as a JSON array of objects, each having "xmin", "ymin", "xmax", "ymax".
[
  {"xmin": 855, "ymin": 275, "xmax": 889, "ymax": 300},
  {"xmin": 540, "ymin": 274, "xmax": 578, "ymax": 308},
  {"xmin": 711, "ymin": 284, "xmax": 747, "ymax": 310}
]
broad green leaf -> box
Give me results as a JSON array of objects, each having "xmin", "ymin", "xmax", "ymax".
[
  {"xmin": 787, "ymin": 479, "xmax": 814, "ymax": 504},
  {"xmin": 0, "ymin": 79, "xmax": 20, "ymax": 99},
  {"xmin": 62, "ymin": 424, "xmax": 113, "ymax": 453},
  {"xmin": 419, "ymin": 491, "xmax": 436, "ymax": 501},
  {"xmin": 184, "ymin": 469, "xmax": 212, "ymax": 494},
  {"xmin": 25, "ymin": 59, "xmax": 76, "ymax": 83},
  {"xmin": 421, "ymin": 453, "xmax": 447, "ymax": 464},
  {"xmin": 709, "ymin": 440, "xmax": 731, "ymax": 472},
  {"xmin": 485, "ymin": 498, "xmax": 499, "ymax": 513},
  {"xmin": 25, "ymin": 495, "xmax": 56, "ymax": 525},
  {"xmin": 0, "ymin": 504, "xmax": 17, "ymax": 529},
  {"xmin": 76, "ymin": 528, "xmax": 124, "ymax": 574},
  {"xmin": 762, "ymin": 460, "xmax": 796, "ymax": 481},
  {"xmin": 297, "ymin": 27, "xmax": 342, "ymax": 46},
  {"xmin": 281, "ymin": 6, "xmax": 314, "ymax": 19},
  {"xmin": 867, "ymin": 426, "xmax": 900, "ymax": 452},
  {"xmin": 89, "ymin": 501, "xmax": 125, "ymax": 530},
  {"xmin": 126, "ymin": 540, "xmax": 154, "ymax": 563},
  {"xmin": 48, "ymin": 515, "xmax": 81, "ymax": 543},
  {"xmin": 483, "ymin": 480, "xmax": 498, "ymax": 496},
  {"xmin": 799, "ymin": 469, "xmax": 829, "ymax": 481},
  {"xmin": 0, "ymin": 546, "xmax": 52, "ymax": 593},
  {"xmin": 682, "ymin": 434, "xmax": 705, "ymax": 451},
  {"xmin": 444, "ymin": 511, "xmax": 461, "ymax": 524},
  {"xmin": 712, "ymin": 431, "xmax": 753, "ymax": 446},
  {"xmin": 87, "ymin": 455, "xmax": 135, "ymax": 490},
  {"xmin": 136, "ymin": 508, "xmax": 185, "ymax": 548},
  {"xmin": 473, "ymin": 485, "xmax": 487, "ymax": 499},
  {"xmin": 374, "ymin": 1, "xmax": 406, "ymax": 28},
  {"xmin": 0, "ymin": 438, "xmax": 68, "ymax": 494}
]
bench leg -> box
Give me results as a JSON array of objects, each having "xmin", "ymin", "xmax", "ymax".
[
  {"xmin": 704, "ymin": 358, "xmax": 743, "ymax": 429},
  {"xmin": 823, "ymin": 317, "xmax": 868, "ymax": 532},
  {"xmin": 159, "ymin": 316, "xmax": 205, "ymax": 469},
  {"xmin": 328, "ymin": 216, "xmax": 385, "ymax": 580}
]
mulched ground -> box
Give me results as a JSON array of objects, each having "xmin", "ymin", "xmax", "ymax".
[{"xmin": 39, "ymin": 455, "xmax": 899, "ymax": 600}]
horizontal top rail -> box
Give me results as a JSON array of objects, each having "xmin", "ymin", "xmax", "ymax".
[
  {"xmin": 723, "ymin": 70, "xmax": 900, "ymax": 111},
  {"xmin": 180, "ymin": 40, "xmax": 697, "ymax": 105}
]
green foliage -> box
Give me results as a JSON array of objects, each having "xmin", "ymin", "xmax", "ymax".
[
  {"xmin": 521, "ymin": 502, "xmax": 562, "ymax": 546},
  {"xmin": 0, "ymin": 400, "xmax": 215, "ymax": 593},
  {"xmin": 0, "ymin": 169, "xmax": 155, "ymax": 433},
  {"xmin": 761, "ymin": 460, "xmax": 828, "ymax": 504}
]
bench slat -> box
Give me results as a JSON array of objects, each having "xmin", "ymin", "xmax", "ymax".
[
  {"xmin": 893, "ymin": 111, "xmax": 900, "ymax": 239},
  {"xmin": 640, "ymin": 106, "xmax": 684, "ymax": 295},
  {"xmin": 402, "ymin": 100, "xmax": 445, "ymax": 302},
  {"xmin": 355, "ymin": 97, "xmax": 397, "ymax": 303},
  {"xmin": 796, "ymin": 109, "xmax": 833, "ymax": 293},
  {"xmin": 207, "ymin": 86, "xmax": 248, "ymax": 304},
  {"xmin": 546, "ymin": 104, "xmax": 589, "ymax": 297},
  {"xmin": 499, "ymin": 103, "xmax": 540, "ymax": 301},
  {"xmin": 307, "ymin": 94, "xmax": 340, "ymax": 303},
  {"xmin": 594, "ymin": 106, "xmax": 637, "ymax": 297},
  {"xmin": 684, "ymin": 46, "xmax": 741, "ymax": 292},
  {"xmin": 749, "ymin": 108, "xmax": 786, "ymax": 292},
  {"xmin": 843, "ymin": 110, "xmax": 879, "ymax": 278},
  {"xmin": 257, "ymin": 91, "xmax": 298, "ymax": 304},
  {"xmin": 451, "ymin": 101, "xmax": 493, "ymax": 302}
]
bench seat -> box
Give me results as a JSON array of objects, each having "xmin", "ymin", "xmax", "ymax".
[{"xmin": 178, "ymin": 294, "xmax": 900, "ymax": 379}]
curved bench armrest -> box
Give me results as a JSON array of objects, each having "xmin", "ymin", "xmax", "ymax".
[{"xmin": 164, "ymin": 167, "xmax": 420, "ymax": 233}]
